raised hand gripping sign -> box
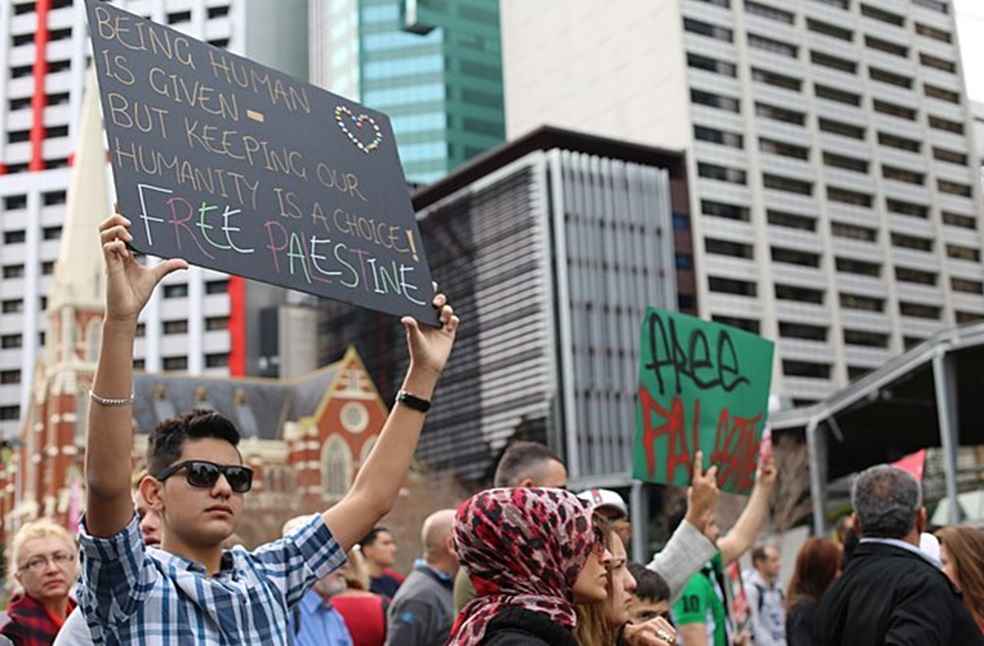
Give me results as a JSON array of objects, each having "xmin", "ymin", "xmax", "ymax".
[
  {"xmin": 633, "ymin": 308, "xmax": 775, "ymax": 494},
  {"xmin": 86, "ymin": 0, "xmax": 437, "ymax": 323}
]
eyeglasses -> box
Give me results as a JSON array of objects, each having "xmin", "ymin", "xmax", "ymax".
[
  {"xmin": 20, "ymin": 551, "xmax": 74, "ymax": 573},
  {"xmin": 156, "ymin": 460, "xmax": 253, "ymax": 493}
]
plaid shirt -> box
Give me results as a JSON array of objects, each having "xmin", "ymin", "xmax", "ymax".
[{"xmin": 77, "ymin": 513, "xmax": 346, "ymax": 645}]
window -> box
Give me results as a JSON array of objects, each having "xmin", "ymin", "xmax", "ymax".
[
  {"xmin": 11, "ymin": 33, "xmax": 33, "ymax": 47},
  {"xmin": 708, "ymin": 276, "xmax": 757, "ymax": 296},
  {"xmin": 163, "ymin": 356, "xmax": 188, "ymax": 371},
  {"xmin": 684, "ymin": 18, "xmax": 734, "ymax": 42},
  {"xmin": 775, "ymin": 283, "xmax": 824, "ymax": 303},
  {"xmin": 3, "ymin": 195, "xmax": 27, "ymax": 210},
  {"xmin": 711, "ymin": 315, "xmax": 760, "ymax": 334},
  {"xmin": 48, "ymin": 60, "xmax": 70, "ymax": 74},
  {"xmin": 913, "ymin": 0, "xmax": 948, "ymax": 13},
  {"xmin": 831, "ymin": 221, "xmax": 877, "ymax": 241},
  {"xmin": 11, "ymin": 64, "xmax": 33, "ymax": 79},
  {"xmin": 46, "ymin": 92, "xmax": 70, "ymax": 106},
  {"xmin": 0, "ymin": 370, "xmax": 20, "ymax": 384},
  {"xmin": 3, "ymin": 265, "xmax": 24, "ymax": 279},
  {"xmin": 836, "ymin": 257, "xmax": 881, "ymax": 276},
  {"xmin": 932, "ymin": 147, "xmax": 966, "ymax": 165},
  {"xmin": 915, "ymin": 22, "xmax": 951, "ymax": 43},
  {"xmin": 2, "ymin": 299, "xmax": 23, "ymax": 314},
  {"xmin": 891, "ymin": 232, "xmax": 933, "ymax": 252},
  {"xmin": 208, "ymin": 5, "xmax": 231, "ymax": 18},
  {"xmin": 748, "ymin": 34, "xmax": 799, "ymax": 58},
  {"xmin": 806, "ymin": 18, "xmax": 853, "ymax": 41},
  {"xmin": 0, "ymin": 406, "xmax": 20, "ymax": 421},
  {"xmin": 823, "ymin": 151, "xmax": 868, "ymax": 173},
  {"xmin": 695, "ymin": 0, "xmax": 731, "ymax": 6},
  {"xmin": 869, "ymin": 67, "xmax": 913, "ymax": 89},
  {"xmin": 928, "ymin": 115, "xmax": 964, "ymax": 135},
  {"xmin": 895, "ymin": 266, "xmax": 937, "ymax": 285},
  {"xmin": 205, "ymin": 353, "xmax": 229, "ymax": 368},
  {"xmin": 903, "ymin": 336, "xmax": 926, "ymax": 350},
  {"xmin": 702, "ymin": 200, "xmax": 751, "ymax": 222},
  {"xmin": 698, "ymin": 162, "xmax": 747, "ymax": 184},
  {"xmin": 322, "ymin": 435, "xmax": 354, "ymax": 498},
  {"xmin": 860, "ymin": 3, "xmax": 905, "ymax": 26},
  {"xmin": 844, "ymin": 329, "xmax": 889, "ymax": 348},
  {"xmin": 694, "ymin": 126, "xmax": 744, "ymax": 148},
  {"xmin": 763, "ymin": 174, "xmax": 813, "ymax": 196},
  {"xmin": 8, "ymin": 130, "xmax": 30, "ymax": 144},
  {"xmin": 41, "ymin": 261, "xmax": 55, "ymax": 275},
  {"xmin": 691, "ymin": 89, "xmax": 741, "ymax": 113},
  {"xmin": 779, "ymin": 322, "xmax": 827, "ymax": 341},
  {"xmin": 783, "ymin": 360, "xmax": 832, "ymax": 379},
  {"xmin": 163, "ymin": 320, "xmax": 189, "ymax": 335},
  {"xmin": 677, "ymin": 255, "xmax": 694, "ymax": 270},
  {"xmin": 166, "ymin": 10, "xmax": 191, "ymax": 23},
  {"xmin": 886, "ymin": 198, "xmax": 928, "ymax": 219},
  {"xmin": 687, "ymin": 53, "xmax": 737, "ymax": 77},
  {"xmin": 937, "ymin": 179, "xmax": 972, "ymax": 197},
  {"xmin": 925, "ymin": 84, "xmax": 960, "ymax": 104},
  {"xmin": 819, "ymin": 117, "xmax": 865, "ymax": 140},
  {"xmin": 744, "ymin": 0, "xmax": 795, "ymax": 24},
  {"xmin": 899, "ymin": 302, "xmax": 941, "ymax": 319},
  {"xmin": 43, "ymin": 190, "xmax": 66, "ymax": 205},
  {"xmin": 873, "ymin": 99, "xmax": 917, "ymax": 121},
  {"xmin": 878, "ymin": 132, "xmax": 921, "ymax": 153},
  {"xmin": 163, "ymin": 284, "xmax": 189, "ymax": 299},
  {"xmin": 810, "ymin": 0, "xmax": 849, "ymax": 8},
  {"xmin": 864, "ymin": 35, "xmax": 908, "ymax": 57},
  {"xmin": 882, "ymin": 165, "xmax": 924, "ymax": 186},
  {"xmin": 956, "ymin": 311, "xmax": 984, "ymax": 324},
  {"xmin": 810, "ymin": 50, "xmax": 857, "ymax": 74},
  {"xmin": 771, "ymin": 246, "xmax": 821, "ymax": 267},
  {"xmin": 814, "ymin": 84, "xmax": 861, "ymax": 106},
  {"xmin": 135, "ymin": 323, "xmax": 146, "ymax": 338},
  {"xmin": 942, "ymin": 211, "xmax": 976, "ymax": 229},
  {"xmin": 760, "ymin": 138, "xmax": 809, "ymax": 160},
  {"xmin": 827, "ymin": 186, "xmax": 872, "ymax": 207},
  {"xmin": 705, "ymin": 238, "xmax": 754, "ymax": 259},
  {"xmin": 848, "ymin": 366, "xmax": 875, "ymax": 380},
  {"xmin": 767, "ymin": 210, "xmax": 816, "ymax": 231},
  {"xmin": 919, "ymin": 53, "xmax": 956, "ymax": 73},
  {"xmin": 205, "ymin": 316, "xmax": 230, "ymax": 331},
  {"xmin": 951, "ymin": 277, "xmax": 983, "ymax": 294},
  {"xmin": 205, "ymin": 280, "xmax": 229, "ymax": 294},
  {"xmin": 208, "ymin": 38, "xmax": 230, "ymax": 49},
  {"xmin": 49, "ymin": 27, "xmax": 71, "ymax": 41},
  {"xmin": 755, "ymin": 102, "xmax": 805, "ymax": 125},
  {"xmin": 751, "ymin": 68, "xmax": 802, "ymax": 92},
  {"xmin": 946, "ymin": 244, "xmax": 981, "ymax": 262},
  {"xmin": 1, "ymin": 334, "xmax": 23, "ymax": 349},
  {"xmin": 43, "ymin": 226, "xmax": 62, "ymax": 240},
  {"xmin": 8, "ymin": 96, "xmax": 31, "ymax": 111},
  {"xmin": 133, "ymin": 359, "xmax": 146, "ymax": 370},
  {"xmin": 840, "ymin": 293, "xmax": 884, "ymax": 312},
  {"xmin": 3, "ymin": 230, "xmax": 25, "ymax": 244}
]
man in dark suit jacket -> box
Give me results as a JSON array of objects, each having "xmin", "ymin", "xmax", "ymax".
[{"xmin": 816, "ymin": 464, "xmax": 983, "ymax": 646}]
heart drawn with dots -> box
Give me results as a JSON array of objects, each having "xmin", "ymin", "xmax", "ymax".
[{"xmin": 335, "ymin": 105, "xmax": 383, "ymax": 154}]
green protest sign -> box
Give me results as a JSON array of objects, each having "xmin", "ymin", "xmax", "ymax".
[{"xmin": 633, "ymin": 307, "xmax": 775, "ymax": 494}]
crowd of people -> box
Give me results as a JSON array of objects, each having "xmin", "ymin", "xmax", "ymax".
[{"xmin": 0, "ymin": 216, "xmax": 981, "ymax": 645}]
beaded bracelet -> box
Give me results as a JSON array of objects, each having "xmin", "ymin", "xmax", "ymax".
[{"xmin": 89, "ymin": 390, "xmax": 135, "ymax": 407}]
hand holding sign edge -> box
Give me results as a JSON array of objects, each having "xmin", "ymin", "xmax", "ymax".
[
  {"xmin": 685, "ymin": 449, "xmax": 720, "ymax": 534},
  {"xmin": 399, "ymin": 283, "xmax": 459, "ymax": 400}
]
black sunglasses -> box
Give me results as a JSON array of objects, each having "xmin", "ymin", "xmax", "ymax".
[{"xmin": 156, "ymin": 460, "xmax": 253, "ymax": 493}]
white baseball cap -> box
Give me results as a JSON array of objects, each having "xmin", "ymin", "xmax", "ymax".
[{"xmin": 577, "ymin": 488, "xmax": 628, "ymax": 518}]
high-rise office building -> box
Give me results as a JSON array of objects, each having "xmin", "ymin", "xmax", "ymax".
[
  {"xmin": 502, "ymin": 0, "xmax": 984, "ymax": 405},
  {"xmin": 310, "ymin": 0, "xmax": 505, "ymax": 183},
  {"xmin": 0, "ymin": 0, "xmax": 308, "ymax": 439}
]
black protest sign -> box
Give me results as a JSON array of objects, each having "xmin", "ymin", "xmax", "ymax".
[{"xmin": 85, "ymin": 0, "xmax": 437, "ymax": 323}]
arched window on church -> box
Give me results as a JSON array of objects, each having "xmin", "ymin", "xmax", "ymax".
[
  {"xmin": 85, "ymin": 319, "xmax": 102, "ymax": 361},
  {"xmin": 321, "ymin": 436, "xmax": 352, "ymax": 499}
]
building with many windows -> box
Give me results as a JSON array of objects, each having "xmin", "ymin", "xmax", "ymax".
[
  {"xmin": 501, "ymin": 0, "xmax": 984, "ymax": 406},
  {"xmin": 0, "ymin": 0, "xmax": 309, "ymax": 439},
  {"xmin": 309, "ymin": 0, "xmax": 505, "ymax": 183}
]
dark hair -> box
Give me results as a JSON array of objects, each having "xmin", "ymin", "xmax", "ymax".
[
  {"xmin": 147, "ymin": 410, "xmax": 242, "ymax": 476},
  {"xmin": 493, "ymin": 441, "xmax": 563, "ymax": 487},
  {"xmin": 751, "ymin": 545, "xmax": 769, "ymax": 565},
  {"xmin": 627, "ymin": 561, "xmax": 670, "ymax": 603},
  {"xmin": 787, "ymin": 538, "xmax": 842, "ymax": 608},
  {"xmin": 358, "ymin": 527, "xmax": 391, "ymax": 549}
]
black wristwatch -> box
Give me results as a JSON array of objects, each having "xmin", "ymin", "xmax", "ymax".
[{"xmin": 396, "ymin": 390, "xmax": 431, "ymax": 413}]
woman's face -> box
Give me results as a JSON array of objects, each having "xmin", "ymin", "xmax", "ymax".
[
  {"xmin": 15, "ymin": 536, "xmax": 78, "ymax": 603},
  {"xmin": 573, "ymin": 533, "xmax": 613, "ymax": 603},
  {"xmin": 940, "ymin": 542, "xmax": 960, "ymax": 590},
  {"xmin": 604, "ymin": 534, "xmax": 637, "ymax": 625}
]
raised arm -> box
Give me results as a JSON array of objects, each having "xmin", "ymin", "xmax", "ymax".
[
  {"xmin": 323, "ymin": 294, "xmax": 459, "ymax": 551},
  {"xmin": 717, "ymin": 454, "xmax": 777, "ymax": 564},
  {"xmin": 85, "ymin": 215, "xmax": 187, "ymax": 537}
]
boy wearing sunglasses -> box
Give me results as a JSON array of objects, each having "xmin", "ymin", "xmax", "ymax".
[{"xmin": 78, "ymin": 214, "xmax": 460, "ymax": 645}]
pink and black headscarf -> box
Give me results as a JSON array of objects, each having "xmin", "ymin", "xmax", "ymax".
[{"xmin": 448, "ymin": 487, "xmax": 600, "ymax": 646}]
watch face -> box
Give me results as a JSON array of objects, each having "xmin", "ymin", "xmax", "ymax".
[{"xmin": 340, "ymin": 402, "xmax": 369, "ymax": 433}]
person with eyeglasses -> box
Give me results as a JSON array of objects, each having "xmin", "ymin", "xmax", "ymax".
[
  {"xmin": 76, "ymin": 214, "xmax": 460, "ymax": 645},
  {"xmin": 1, "ymin": 519, "xmax": 79, "ymax": 645}
]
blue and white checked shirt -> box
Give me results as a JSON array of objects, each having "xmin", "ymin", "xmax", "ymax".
[{"xmin": 78, "ymin": 512, "xmax": 346, "ymax": 645}]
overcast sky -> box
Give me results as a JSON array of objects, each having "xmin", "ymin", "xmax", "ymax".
[{"xmin": 955, "ymin": 0, "xmax": 984, "ymax": 104}]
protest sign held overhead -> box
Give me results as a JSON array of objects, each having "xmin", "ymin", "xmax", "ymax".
[
  {"xmin": 634, "ymin": 308, "xmax": 775, "ymax": 494},
  {"xmin": 85, "ymin": 0, "xmax": 437, "ymax": 323}
]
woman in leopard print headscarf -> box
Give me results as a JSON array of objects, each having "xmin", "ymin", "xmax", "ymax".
[{"xmin": 448, "ymin": 487, "xmax": 613, "ymax": 646}]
